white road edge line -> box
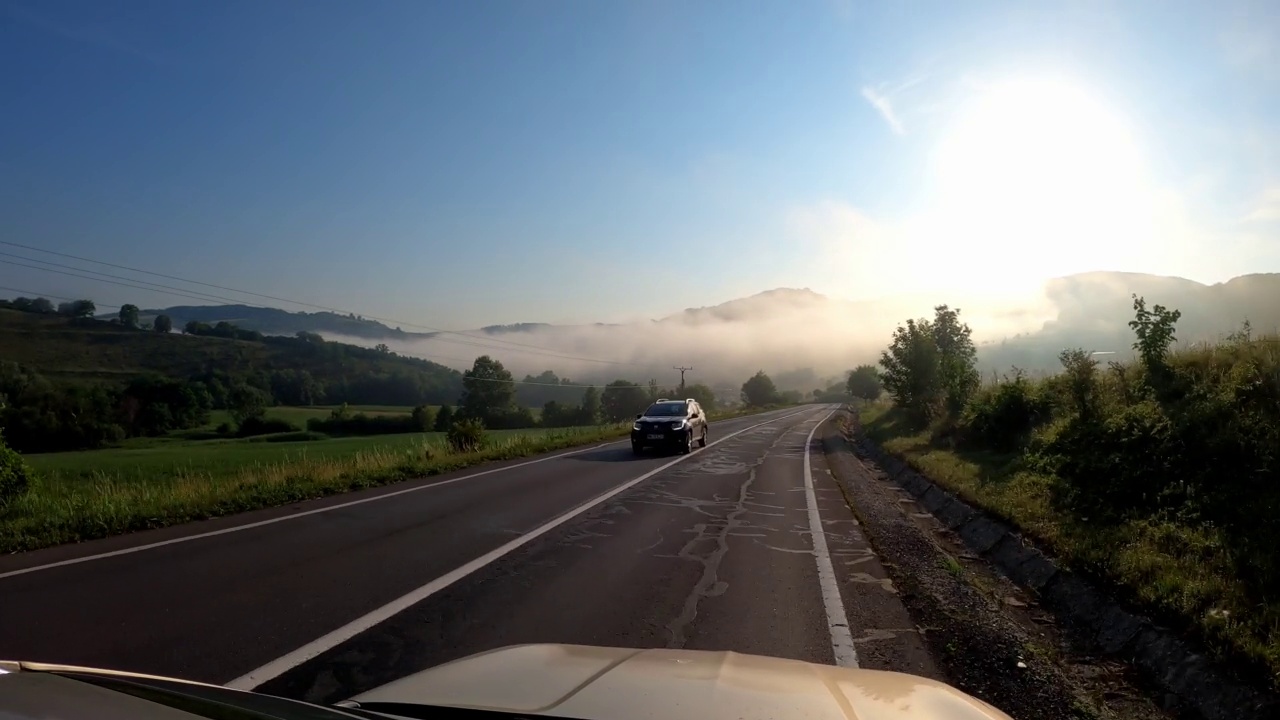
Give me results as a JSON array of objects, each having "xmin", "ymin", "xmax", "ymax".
[
  {"xmin": 803, "ymin": 406, "xmax": 859, "ymax": 668},
  {"xmin": 226, "ymin": 406, "xmax": 820, "ymax": 690},
  {"xmin": 0, "ymin": 443, "xmax": 622, "ymax": 582},
  {"xmin": 0, "ymin": 409, "xmax": 799, "ymax": 582}
]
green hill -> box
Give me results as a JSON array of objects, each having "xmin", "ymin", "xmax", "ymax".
[{"xmin": 0, "ymin": 308, "xmax": 463, "ymax": 404}]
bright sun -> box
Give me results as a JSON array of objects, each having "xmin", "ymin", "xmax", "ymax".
[{"xmin": 917, "ymin": 77, "xmax": 1159, "ymax": 293}]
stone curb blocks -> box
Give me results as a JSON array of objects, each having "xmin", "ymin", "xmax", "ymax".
[
  {"xmin": 900, "ymin": 472, "xmax": 931, "ymax": 498},
  {"xmin": 852, "ymin": 429, "xmax": 1280, "ymax": 720}
]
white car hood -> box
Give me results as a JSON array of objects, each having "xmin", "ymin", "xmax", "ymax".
[{"xmin": 349, "ymin": 644, "xmax": 1011, "ymax": 720}]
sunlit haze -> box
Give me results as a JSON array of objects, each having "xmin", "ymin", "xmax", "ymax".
[{"xmin": 3, "ymin": 0, "xmax": 1277, "ymax": 333}]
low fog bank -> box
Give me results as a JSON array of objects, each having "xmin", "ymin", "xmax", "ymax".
[{"xmin": 321, "ymin": 272, "xmax": 1280, "ymax": 391}]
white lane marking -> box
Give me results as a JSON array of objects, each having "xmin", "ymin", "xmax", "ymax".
[
  {"xmin": 0, "ymin": 410, "xmax": 798, "ymax": 582},
  {"xmin": 1, "ymin": 409, "xmax": 799, "ymax": 583},
  {"xmin": 803, "ymin": 407, "xmax": 858, "ymax": 668},
  {"xmin": 0, "ymin": 444, "xmax": 627, "ymax": 582},
  {"xmin": 226, "ymin": 406, "xmax": 822, "ymax": 690}
]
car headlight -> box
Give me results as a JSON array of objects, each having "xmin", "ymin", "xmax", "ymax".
[
  {"xmin": 632, "ymin": 423, "xmax": 642, "ymax": 430},
  {"xmin": 670, "ymin": 420, "xmax": 685, "ymax": 430}
]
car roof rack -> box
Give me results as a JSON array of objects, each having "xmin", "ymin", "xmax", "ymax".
[
  {"xmin": 656, "ymin": 398, "xmax": 669, "ymax": 403},
  {"xmin": 686, "ymin": 398, "xmax": 696, "ymax": 403}
]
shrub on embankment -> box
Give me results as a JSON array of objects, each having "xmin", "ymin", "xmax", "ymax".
[{"xmin": 870, "ymin": 297, "xmax": 1280, "ymax": 689}]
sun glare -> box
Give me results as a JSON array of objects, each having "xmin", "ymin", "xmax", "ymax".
[{"xmin": 918, "ymin": 77, "xmax": 1158, "ymax": 294}]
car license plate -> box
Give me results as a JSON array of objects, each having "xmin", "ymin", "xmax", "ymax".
[{"xmin": 647, "ymin": 433, "xmax": 664, "ymax": 440}]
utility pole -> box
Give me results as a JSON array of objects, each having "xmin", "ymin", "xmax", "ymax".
[{"xmin": 673, "ymin": 366, "xmax": 693, "ymax": 393}]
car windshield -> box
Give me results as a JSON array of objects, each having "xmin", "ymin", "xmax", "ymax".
[{"xmin": 644, "ymin": 403, "xmax": 688, "ymax": 417}]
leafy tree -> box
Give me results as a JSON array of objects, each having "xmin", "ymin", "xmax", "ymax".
[
  {"xmin": 118, "ymin": 376, "xmax": 212, "ymax": 435},
  {"xmin": 1057, "ymin": 349, "xmax": 1099, "ymax": 418},
  {"xmin": 778, "ymin": 389, "xmax": 803, "ymax": 404},
  {"xmin": 846, "ymin": 364, "xmax": 882, "ymax": 402},
  {"xmin": 579, "ymin": 385, "xmax": 601, "ymax": 425},
  {"xmin": 184, "ymin": 320, "xmax": 208, "ymax": 335},
  {"xmin": 648, "ymin": 379, "xmax": 660, "ymax": 403},
  {"xmin": 1129, "ymin": 294, "xmax": 1182, "ymax": 392},
  {"xmin": 0, "ymin": 430, "xmax": 33, "ymax": 508},
  {"xmin": 434, "ymin": 404, "xmax": 455, "ymax": 431},
  {"xmin": 411, "ymin": 404, "xmax": 436, "ymax": 431},
  {"xmin": 227, "ymin": 382, "xmax": 270, "ymax": 426},
  {"xmin": 740, "ymin": 370, "xmax": 779, "ymax": 407},
  {"xmin": 932, "ymin": 305, "xmax": 979, "ymax": 416},
  {"xmin": 601, "ymin": 380, "xmax": 648, "ymax": 422},
  {"xmin": 375, "ymin": 343, "xmax": 391, "ymax": 354},
  {"xmin": 58, "ymin": 299, "xmax": 96, "ymax": 318},
  {"xmin": 514, "ymin": 370, "xmax": 579, "ymax": 408},
  {"xmin": 30, "ymin": 297, "xmax": 55, "ymax": 314},
  {"xmin": 72, "ymin": 299, "xmax": 95, "ymax": 318},
  {"xmin": 682, "ymin": 382, "xmax": 718, "ymax": 412},
  {"xmin": 153, "ymin": 314, "xmax": 173, "ymax": 333},
  {"xmin": 119, "ymin": 304, "xmax": 140, "ymax": 328},
  {"xmin": 460, "ymin": 356, "xmax": 516, "ymax": 425},
  {"xmin": 879, "ymin": 317, "xmax": 941, "ymax": 421},
  {"xmin": 270, "ymin": 369, "xmax": 324, "ymax": 406},
  {"xmin": 542, "ymin": 400, "xmax": 564, "ymax": 427}
]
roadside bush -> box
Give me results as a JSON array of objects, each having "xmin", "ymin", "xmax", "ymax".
[
  {"xmin": 1036, "ymin": 399, "xmax": 1177, "ymax": 520},
  {"xmin": 487, "ymin": 407, "xmax": 537, "ymax": 430},
  {"xmin": 411, "ymin": 404, "xmax": 436, "ymax": 431},
  {"xmin": 447, "ymin": 418, "xmax": 487, "ymax": 453},
  {"xmin": 0, "ymin": 433, "xmax": 34, "ymax": 507},
  {"xmin": 246, "ymin": 431, "xmax": 329, "ymax": 443},
  {"xmin": 958, "ymin": 372, "xmax": 1052, "ymax": 452},
  {"xmin": 236, "ymin": 416, "xmax": 301, "ymax": 437},
  {"xmin": 306, "ymin": 412, "xmax": 422, "ymax": 436}
]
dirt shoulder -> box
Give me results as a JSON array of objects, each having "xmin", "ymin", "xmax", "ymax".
[{"xmin": 820, "ymin": 410, "xmax": 1171, "ymax": 720}]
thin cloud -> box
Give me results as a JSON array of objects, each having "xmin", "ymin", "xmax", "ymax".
[{"xmin": 861, "ymin": 86, "xmax": 906, "ymax": 135}]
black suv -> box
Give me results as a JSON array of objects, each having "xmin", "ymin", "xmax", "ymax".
[{"xmin": 631, "ymin": 398, "xmax": 708, "ymax": 455}]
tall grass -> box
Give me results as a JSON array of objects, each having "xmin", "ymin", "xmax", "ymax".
[
  {"xmin": 0, "ymin": 427, "xmax": 626, "ymax": 554},
  {"xmin": 862, "ymin": 331, "xmax": 1280, "ymax": 690},
  {"xmin": 3, "ymin": 404, "xmax": 794, "ymax": 554}
]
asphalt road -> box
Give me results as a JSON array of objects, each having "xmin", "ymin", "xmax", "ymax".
[{"xmin": 0, "ymin": 405, "xmax": 935, "ymax": 704}]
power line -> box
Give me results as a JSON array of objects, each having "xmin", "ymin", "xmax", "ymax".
[
  {"xmin": 0, "ymin": 285, "xmax": 80, "ymax": 303},
  {"xmin": 0, "ymin": 257, "xmax": 639, "ymax": 367},
  {"xmin": 0, "ymin": 240, "xmax": 643, "ymax": 365},
  {"xmin": 0, "ymin": 282, "xmax": 638, "ymax": 387},
  {"xmin": 0, "ymin": 252, "xmax": 256, "ymax": 306}
]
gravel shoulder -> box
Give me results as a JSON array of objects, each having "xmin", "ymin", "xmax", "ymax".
[{"xmin": 820, "ymin": 410, "xmax": 1171, "ymax": 720}]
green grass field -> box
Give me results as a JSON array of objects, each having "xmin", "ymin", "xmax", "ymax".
[
  {"xmin": 7, "ymin": 424, "xmax": 628, "ymax": 554},
  {"xmin": 28, "ymin": 426, "xmax": 585, "ymax": 484},
  {"xmin": 3, "ymin": 404, "xmax": 795, "ymax": 555}
]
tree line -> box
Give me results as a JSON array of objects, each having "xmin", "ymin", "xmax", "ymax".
[
  {"xmin": 1, "ymin": 295, "xmax": 829, "ymax": 453},
  {"xmin": 873, "ymin": 297, "xmax": 1280, "ymax": 640}
]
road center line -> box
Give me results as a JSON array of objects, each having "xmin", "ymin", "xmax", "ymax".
[
  {"xmin": 226, "ymin": 406, "xmax": 822, "ymax": 690},
  {"xmin": 802, "ymin": 407, "xmax": 859, "ymax": 668}
]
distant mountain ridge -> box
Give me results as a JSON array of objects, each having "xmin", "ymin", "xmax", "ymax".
[
  {"xmin": 132, "ymin": 305, "xmax": 434, "ymax": 341},
  {"xmin": 116, "ymin": 271, "xmax": 1280, "ymax": 380}
]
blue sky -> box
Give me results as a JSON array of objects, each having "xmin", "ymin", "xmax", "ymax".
[{"xmin": 2, "ymin": 0, "xmax": 1278, "ymax": 327}]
